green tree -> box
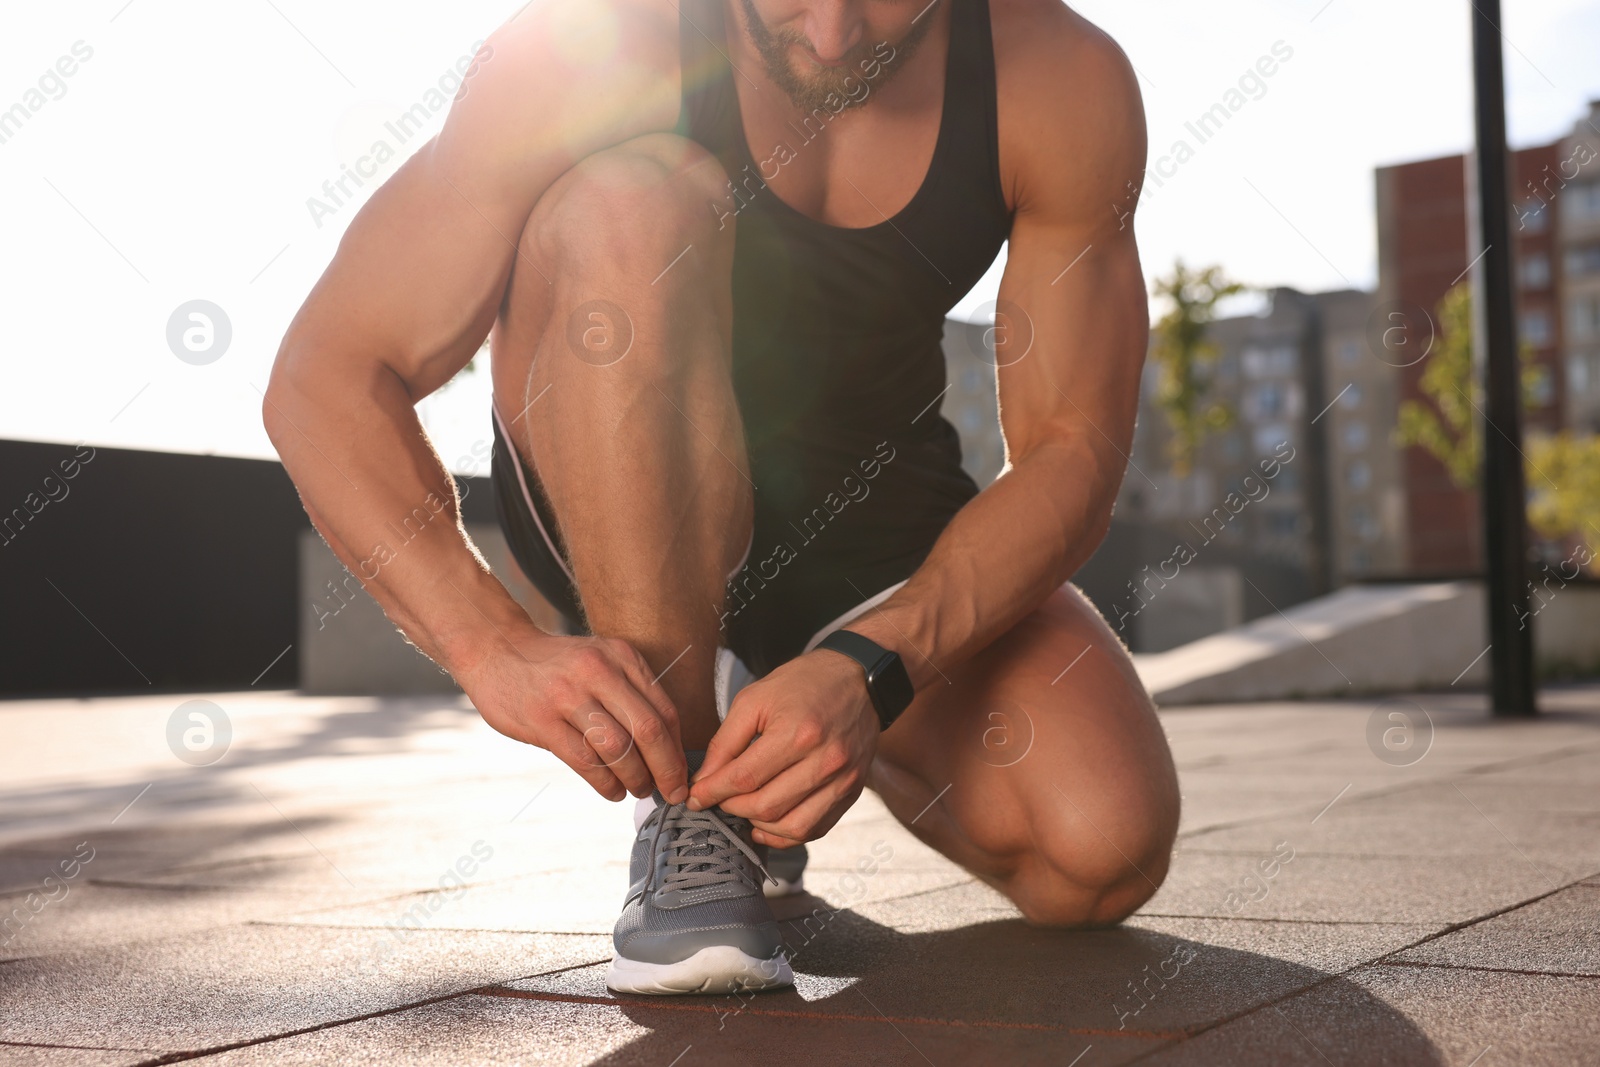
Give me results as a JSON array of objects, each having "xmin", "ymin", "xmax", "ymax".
[
  {"xmin": 1528, "ymin": 433, "xmax": 1600, "ymax": 561},
  {"xmin": 1395, "ymin": 281, "xmax": 1482, "ymax": 489},
  {"xmin": 1395, "ymin": 279, "xmax": 1599, "ymax": 567},
  {"xmin": 1150, "ymin": 261, "xmax": 1245, "ymax": 477}
]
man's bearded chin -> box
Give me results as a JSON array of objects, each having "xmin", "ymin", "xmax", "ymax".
[{"xmin": 738, "ymin": 0, "xmax": 939, "ymax": 113}]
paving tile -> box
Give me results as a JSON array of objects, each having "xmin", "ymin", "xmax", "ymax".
[
  {"xmin": 267, "ymin": 866, "xmax": 632, "ymax": 935},
  {"xmin": 1178, "ymin": 791, "xmax": 1600, "ymax": 878},
  {"xmin": 1143, "ymin": 848, "xmax": 1567, "ymax": 924},
  {"xmin": 0, "ymin": 821, "xmax": 344, "ymax": 895},
  {"xmin": 0, "ymin": 884, "xmax": 403, "ymax": 961},
  {"xmin": 1124, "ymin": 916, "xmax": 1442, "ymax": 975},
  {"xmin": 1143, "ymin": 963, "xmax": 1600, "ymax": 1066},
  {"xmin": 1393, "ymin": 884, "xmax": 1600, "ymax": 975},
  {"xmin": 1174, "ymin": 757, "xmax": 1600, "ymax": 833},
  {"xmin": 0, "ymin": 924, "xmax": 608, "ymax": 1050},
  {"xmin": 802, "ymin": 812, "xmax": 964, "ymax": 873},
  {"xmin": 1158, "ymin": 703, "xmax": 1600, "ymax": 781},
  {"xmin": 89, "ymin": 787, "xmax": 637, "ymax": 895},
  {"xmin": 0, "ymin": 1046, "xmax": 158, "ymax": 1067},
  {"xmin": 1470, "ymin": 745, "xmax": 1600, "ymax": 784},
  {"xmin": 181, "ymin": 990, "xmax": 1163, "ymax": 1066}
]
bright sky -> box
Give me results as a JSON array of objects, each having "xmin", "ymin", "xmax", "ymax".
[{"xmin": 1, "ymin": 0, "xmax": 1597, "ymax": 469}]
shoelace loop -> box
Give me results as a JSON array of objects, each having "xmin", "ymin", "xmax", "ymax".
[{"xmin": 645, "ymin": 802, "xmax": 776, "ymax": 894}]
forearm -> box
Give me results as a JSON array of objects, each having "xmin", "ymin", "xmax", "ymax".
[
  {"xmin": 846, "ymin": 434, "xmax": 1119, "ymax": 690},
  {"xmin": 264, "ymin": 351, "xmax": 538, "ymax": 678}
]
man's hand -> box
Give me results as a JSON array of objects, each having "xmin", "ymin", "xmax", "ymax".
[
  {"xmin": 688, "ymin": 650, "xmax": 879, "ymax": 847},
  {"xmin": 461, "ymin": 631, "xmax": 689, "ymax": 805}
]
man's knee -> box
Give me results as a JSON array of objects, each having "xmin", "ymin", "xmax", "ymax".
[
  {"xmin": 1009, "ymin": 802, "xmax": 1177, "ymax": 928},
  {"xmin": 529, "ymin": 133, "xmax": 731, "ymax": 272}
]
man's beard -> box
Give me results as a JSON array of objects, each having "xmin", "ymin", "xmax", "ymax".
[{"xmin": 738, "ymin": 0, "xmax": 940, "ymax": 114}]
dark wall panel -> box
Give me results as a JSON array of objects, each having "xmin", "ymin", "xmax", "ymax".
[
  {"xmin": 0, "ymin": 440, "xmax": 311, "ymax": 696},
  {"xmin": 0, "ymin": 439, "xmax": 492, "ymax": 698}
]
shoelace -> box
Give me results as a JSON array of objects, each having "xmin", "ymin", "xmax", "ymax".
[{"xmin": 645, "ymin": 802, "xmax": 775, "ymax": 894}]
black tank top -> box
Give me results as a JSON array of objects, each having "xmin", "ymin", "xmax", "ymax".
[{"xmin": 673, "ymin": 0, "xmax": 1013, "ymax": 674}]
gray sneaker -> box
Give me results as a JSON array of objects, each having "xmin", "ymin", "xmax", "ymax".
[
  {"xmin": 606, "ymin": 799, "xmax": 795, "ymax": 995},
  {"xmin": 763, "ymin": 843, "xmax": 808, "ymax": 898}
]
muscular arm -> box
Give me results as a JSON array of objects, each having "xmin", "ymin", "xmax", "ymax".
[
  {"xmin": 265, "ymin": 1, "xmax": 693, "ymax": 800},
  {"xmin": 847, "ymin": 17, "xmax": 1149, "ymax": 687},
  {"xmin": 691, "ymin": 8, "xmax": 1149, "ymax": 840}
]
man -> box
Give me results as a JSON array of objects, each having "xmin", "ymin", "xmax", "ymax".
[{"xmin": 265, "ymin": 0, "xmax": 1179, "ymax": 995}]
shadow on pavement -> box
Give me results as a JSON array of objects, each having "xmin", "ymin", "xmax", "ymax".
[{"xmin": 578, "ymin": 898, "xmax": 1444, "ymax": 1065}]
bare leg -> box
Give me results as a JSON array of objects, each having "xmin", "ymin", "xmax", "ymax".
[
  {"xmin": 489, "ymin": 134, "xmax": 748, "ymax": 749},
  {"xmin": 869, "ymin": 583, "xmax": 1181, "ymax": 926}
]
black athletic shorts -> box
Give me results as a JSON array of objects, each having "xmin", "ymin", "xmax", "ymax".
[{"xmin": 490, "ymin": 406, "xmax": 979, "ymax": 678}]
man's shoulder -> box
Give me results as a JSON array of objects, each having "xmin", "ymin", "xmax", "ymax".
[
  {"xmin": 479, "ymin": 0, "xmax": 682, "ymax": 85},
  {"xmin": 990, "ymin": 0, "xmax": 1141, "ymax": 126},
  {"xmin": 440, "ymin": 0, "xmax": 685, "ymax": 168},
  {"xmin": 988, "ymin": 0, "xmax": 1145, "ymax": 217}
]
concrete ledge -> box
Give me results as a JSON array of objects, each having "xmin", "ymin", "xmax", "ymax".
[
  {"xmin": 1133, "ymin": 581, "xmax": 1600, "ymax": 704},
  {"xmin": 298, "ymin": 524, "xmax": 567, "ymax": 695}
]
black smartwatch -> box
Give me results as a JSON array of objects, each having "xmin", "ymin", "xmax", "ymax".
[{"xmin": 816, "ymin": 629, "xmax": 915, "ymax": 731}]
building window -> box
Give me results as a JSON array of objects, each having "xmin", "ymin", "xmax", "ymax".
[
  {"xmin": 1342, "ymin": 421, "xmax": 1369, "ymax": 451},
  {"xmin": 1347, "ymin": 461, "xmax": 1372, "ymax": 490},
  {"xmin": 1569, "ymin": 181, "xmax": 1600, "ymax": 224},
  {"xmin": 1570, "ymin": 296, "xmax": 1600, "ymax": 342},
  {"xmin": 1521, "ymin": 309, "xmax": 1553, "ymax": 347},
  {"xmin": 1350, "ymin": 507, "xmax": 1379, "ymax": 541},
  {"xmin": 1242, "ymin": 345, "xmax": 1297, "ymax": 378},
  {"xmin": 1566, "ymin": 244, "xmax": 1600, "ymax": 278},
  {"xmin": 1254, "ymin": 425, "xmax": 1292, "ymax": 456},
  {"xmin": 1253, "ymin": 383, "xmax": 1286, "ymax": 418},
  {"xmin": 1266, "ymin": 511, "xmax": 1301, "ymax": 537},
  {"xmin": 1519, "ymin": 252, "xmax": 1551, "ymax": 290},
  {"xmin": 1338, "ymin": 339, "xmax": 1361, "ymax": 365},
  {"xmin": 1572, "ymin": 353, "xmax": 1590, "ymax": 394},
  {"xmin": 1339, "ymin": 383, "xmax": 1363, "ymax": 410},
  {"xmin": 1516, "ymin": 198, "xmax": 1548, "ymax": 233},
  {"xmin": 961, "ymin": 367, "xmax": 985, "ymax": 392}
]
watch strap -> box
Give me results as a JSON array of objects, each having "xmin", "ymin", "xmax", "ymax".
[{"xmin": 816, "ymin": 629, "xmax": 915, "ymax": 730}]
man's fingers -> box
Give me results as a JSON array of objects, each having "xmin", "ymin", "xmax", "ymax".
[
  {"xmin": 575, "ymin": 701, "xmax": 656, "ymax": 798},
  {"xmin": 548, "ymin": 723, "xmax": 627, "ymax": 802},
  {"xmin": 749, "ymin": 771, "xmax": 860, "ymax": 847},
  {"xmin": 716, "ymin": 752, "xmax": 830, "ymax": 826},
  {"xmin": 697, "ymin": 687, "xmax": 761, "ymax": 785},
  {"xmin": 598, "ymin": 681, "xmax": 687, "ymax": 803},
  {"xmin": 614, "ymin": 643, "xmax": 683, "ymax": 746},
  {"xmin": 690, "ymin": 733, "xmax": 794, "ymax": 811}
]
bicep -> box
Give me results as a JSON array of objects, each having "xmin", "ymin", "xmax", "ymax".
[
  {"xmin": 993, "ymin": 223, "xmax": 1147, "ymax": 461},
  {"xmin": 990, "ymin": 24, "xmax": 1149, "ymax": 462}
]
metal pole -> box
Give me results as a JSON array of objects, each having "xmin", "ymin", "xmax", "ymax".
[{"xmin": 1468, "ymin": 0, "xmax": 1537, "ymax": 716}]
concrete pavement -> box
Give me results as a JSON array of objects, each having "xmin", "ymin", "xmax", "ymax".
[{"xmin": 3, "ymin": 684, "xmax": 1598, "ymax": 1065}]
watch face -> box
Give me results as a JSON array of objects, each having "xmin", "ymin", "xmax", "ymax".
[{"xmin": 866, "ymin": 651, "xmax": 897, "ymax": 682}]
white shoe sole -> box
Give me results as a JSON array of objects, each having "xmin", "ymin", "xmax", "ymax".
[{"xmin": 606, "ymin": 945, "xmax": 794, "ymax": 995}]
